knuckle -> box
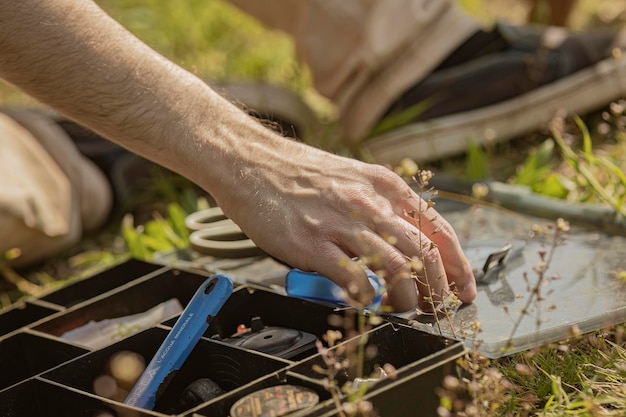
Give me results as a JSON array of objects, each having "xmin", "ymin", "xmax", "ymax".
[
  {"xmin": 420, "ymin": 241, "xmax": 442, "ymax": 267},
  {"xmin": 371, "ymin": 164, "xmax": 403, "ymax": 187},
  {"xmin": 344, "ymin": 191, "xmax": 370, "ymax": 208},
  {"xmin": 383, "ymin": 249, "xmax": 410, "ymax": 282},
  {"xmin": 435, "ymin": 220, "xmax": 456, "ymax": 240}
]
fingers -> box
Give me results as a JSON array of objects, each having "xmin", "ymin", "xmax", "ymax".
[
  {"xmin": 366, "ymin": 165, "xmax": 475, "ymax": 305},
  {"xmin": 395, "ymin": 194, "xmax": 476, "ymax": 304},
  {"xmin": 335, "ymin": 220, "xmax": 454, "ymax": 313},
  {"xmin": 314, "ymin": 194, "xmax": 474, "ymax": 312},
  {"xmin": 306, "ymin": 226, "xmax": 421, "ymax": 311},
  {"xmin": 370, "ymin": 217, "xmax": 452, "ymax": 312},
  {"xmin": 408, "ymin": 214, "xmax": 476, "ymax": 303},
  {"xmin": 342, "ymin": 228, "xmax": 419, "ymax": 312},
  {"xmin": 230, "ymin": 157, "xmax": 475, "ymax": 313},
  {"xmin": 309, "ymin": 244, "xmax": 376, "ymax": 307},
  {"xmin": 411, "ymin": 235, "xmax": 451, "ymax": 312}
]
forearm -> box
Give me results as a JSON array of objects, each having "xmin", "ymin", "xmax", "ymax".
[
  {"xmin": 0, "ymin": 0, "xmax": 476, "ymax": 310},
  {"xmin": 0, "ymin": 0, "xmax": 277, "ymax": 204}
]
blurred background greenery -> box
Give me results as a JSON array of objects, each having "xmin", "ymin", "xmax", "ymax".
[{"xmin": 2, "ymin": 0, "xmax": 625, "ymax": 113}]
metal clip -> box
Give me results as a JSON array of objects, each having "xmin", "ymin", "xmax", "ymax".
[{"xmin": 473, "ymin": 242, "xmax": 512, "ymax": 283}]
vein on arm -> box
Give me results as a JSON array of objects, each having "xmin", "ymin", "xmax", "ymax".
[{"xmin": 0, "ymin": 0, "xmax": 279, "ymax": 201}]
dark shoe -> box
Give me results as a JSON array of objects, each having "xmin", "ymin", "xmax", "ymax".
[{"xmin": 367, "ymin": 22, "xmax": 626, "ymax": 164}]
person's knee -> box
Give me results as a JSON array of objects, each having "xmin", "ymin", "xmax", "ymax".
[{"xmin": 0, "ymin": 111, "xmax": 112, "ymax": 267}]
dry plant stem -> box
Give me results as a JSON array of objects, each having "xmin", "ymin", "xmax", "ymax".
[
  {"xmin": 355, "ymin": 312, "xmax": 367, "ymax": 380},
  {"xmin": 441, "ymin": 291, "xmax": 458, "ymax": 339},
  {"xmin": 461, "ymin": 194, "xmax": 483, "ymax": 243},
  {"xmin": 416, "ymin": 277, "xmax": 444, "ymax": 334},
  {"xmin": 505, "ymin": 221, "xmax": 567, "ymax": 349},
  {"xmin": 437, "ymin": 190, "xmax": 536, "ymax": 228},
  {"xmin": 316, "ymin": 340, "xmax": 348, "ymax": 417},
  {"xmin": 461, "ymin": 183, "xmax": 490, "ymax": 242},
  {"xmin": 315, "ymin": 308, "xmax": 376, "ymax": 417},
  {"xmin": 332, "ymin": 384, "xmax": 347, "ymax": 417},
  {"xmin": 412, "ymin": 171, "xmax": 444, "ymax": 334}
]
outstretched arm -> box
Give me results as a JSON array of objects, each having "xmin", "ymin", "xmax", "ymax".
[{"xmin": 0, "ymin": 0, "xmax": 475, "ymax": 311}]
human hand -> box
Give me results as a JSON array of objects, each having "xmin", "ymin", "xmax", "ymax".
[
  {"xmin": 212, "ymin": 132, "xmax": 476, "ymax": 313},
  {"xmin": 0, "ymin": 0, "xmax": 474, "ymax": 313}
]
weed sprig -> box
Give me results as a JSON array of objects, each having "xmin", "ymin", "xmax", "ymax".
[
  {"xmin": 313, "ymin": 311, "xmax": 394, "ymax": 417},
  {"xmin": 504, "ymin": 218, "xmax": 570, "ymax": 350},
  {"xmin": 399, "ymin": 163, "xmax": 462, "ymax": 334}
]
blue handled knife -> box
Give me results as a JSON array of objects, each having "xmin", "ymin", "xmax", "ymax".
[{"xmin": 124, "ymin": 274, "xmax": 233, "ymax": 409}]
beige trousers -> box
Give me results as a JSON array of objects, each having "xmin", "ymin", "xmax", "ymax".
[
  {"xmin": 230, "ymin": 0, "xmax": 480, "ymax": 142},
  {"xmin": 0, "ymin": 111, "xmax": 112, "ymax": 267}
]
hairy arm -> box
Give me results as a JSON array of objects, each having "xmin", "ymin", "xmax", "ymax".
[
  {"xmin": 0, "ymin": 0, "xmax": 247, "ymax": 189},
  {"xmin": 0, "ymin": 0, "xmax": 475, "ymax": 311}
]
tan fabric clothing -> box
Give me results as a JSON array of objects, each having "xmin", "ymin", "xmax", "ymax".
[
  {"xmin": 0, "ymin": 111, "xmax": 112, "ymax": 267},
  {"xmin": 230, "ymin": 0, "xmax": 480, "ymax": 142}
]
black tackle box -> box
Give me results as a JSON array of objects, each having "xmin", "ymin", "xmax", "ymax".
[{"xmin": 0, "ymin": 259, "xmax": 465, "ymax": 417}]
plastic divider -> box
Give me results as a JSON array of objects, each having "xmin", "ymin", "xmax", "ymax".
[
  {"xmin": 0, "ymin": 331, "xmax": 89, "ymax": 392},
  {"xmin": 0, "ymin": 302, "xmax": 61, "ymax": 338},
  {"xmin": 41, "ymin": 259, "xmax": 164, "ymax": 308},
  {"xmin": 42, "ymin": 327, "xmax": 291, "ymax": 415},
  {"xmin": 33, "ymin": 269, "xmax": 208, "ymax": 341}
]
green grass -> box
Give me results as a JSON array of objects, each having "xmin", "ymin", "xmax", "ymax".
[
  {"xmin": 100, "ymin": 0, "xmax": 306, "ymax": 88},
  {"xmin": 0, "ymin": 0, "xmax": 331, "ymax": 115}
]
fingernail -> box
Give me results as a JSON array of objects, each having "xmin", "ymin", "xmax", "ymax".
[
  {"xmin": 360, "ymin": 286, "xmax": 376, "ymax": 306},
  {"xmin": 347, "ymin": 281, "xmax": 374, "ymax": 307},
  {"xmin": 462, "ymin": 281, "xmax": 477, "ymax": 302}
]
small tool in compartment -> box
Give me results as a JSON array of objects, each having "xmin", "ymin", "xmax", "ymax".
[
  {"xmin": 230, "ymin": 384, "xmax": 320, "ymax": 417},
  {"xmin": 124, "ymin": 274, "xmax": 233, "ymax": 410},
  {"xmin": 213, "ymin": 316, "xmax": 318, "ymax": 360},
  {"xmin": 179, "ymin": 377, "xmax": 225, "ymax": 410}
]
